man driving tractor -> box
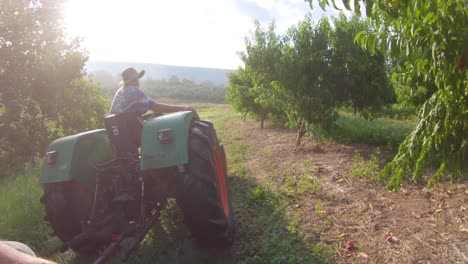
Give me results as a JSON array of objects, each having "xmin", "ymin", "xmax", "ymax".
[
  {"xmin": 110, "ymin": 67, "xmax": 195, "ymax": 115},
  {"xmin": 108, "ymin": 67, "xmax": 196, "ymax": 201}
]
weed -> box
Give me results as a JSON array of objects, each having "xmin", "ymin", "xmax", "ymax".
[
  {"xmin": 280, "ymin": 157, "xmax": 320, "ymax": 197},
  {"xmin": 303, "ymin": 159, "xmax": 314, "ymax": 169},
  {"xmin": 349, "ymin": 149, "xmax": 381, "ymax": 180},
  {"xmin": 251, "ymin": 186, "xmax": 268, "ymax": 200},
  {"xmin": 286, "ymin": 218, "xmax": 300, "ymax": 233},
  {"xmin": 309, "ymin": 175, "xmax": 320, "ymax": 194},
  {"xmin": 311, "ymin": 243, "xmax": 338, "ymax": 263},
  {"xmin": 315, "ymin": 200, "xmax": 323, "ymax": 214}
]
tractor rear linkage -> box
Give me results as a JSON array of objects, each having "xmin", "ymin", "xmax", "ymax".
[
  {"xmin": 94, "ymin": 208, "xmax": 161, "ymax": 264},
  {"xmin": 59, "ymin": 164, "xmax": 163, "ymax": 264},
  {"xmin": 59, "ymin": 198, "xmax": 163, "ymax": 263}
]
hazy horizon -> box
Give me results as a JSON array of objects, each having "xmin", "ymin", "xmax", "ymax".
[
  {"xmin": 86, "ymin": 61, "xmax": 234, "ymax": 86},
  {"xmin": 86, "ymin": 59, "xmax": 236, "ymax": 71}
]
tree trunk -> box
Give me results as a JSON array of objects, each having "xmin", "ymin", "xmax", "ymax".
[
  {"xmin": 295, "ymin": 121, "xmax": 306, "ymax": 146},
  {"xmin": 353, "ymin": 106, "xmax": 357, "ymax": 115},
  {"xmin": 259, "ymin": 111, "xmax": 268, "ymax": 129}
]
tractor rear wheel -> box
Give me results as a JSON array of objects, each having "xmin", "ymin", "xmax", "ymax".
[
  {"xmin": 42, "ymin": 181, "xmax": 104, "ymax": 253},
  {"xmin": 177, "ymin": 120, "xmax": 234, "ymax": 247}
]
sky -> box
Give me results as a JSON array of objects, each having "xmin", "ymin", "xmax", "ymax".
[{"xmin": 63, "ymin": 0, "xmax": 342, "ymax": 69}]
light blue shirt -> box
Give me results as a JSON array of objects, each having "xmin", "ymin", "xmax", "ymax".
[{"xmin": 109, "ymin": 86, "xmax": 156, "ymax": 115}]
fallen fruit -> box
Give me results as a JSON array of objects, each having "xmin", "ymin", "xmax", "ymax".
[
  {"xmin": 345, "ymin": 241, "xmax": 355, "ymax": 251},
  {"xmin": 386, "ymin": 236, "xmax": 393, "ymax": 242}
]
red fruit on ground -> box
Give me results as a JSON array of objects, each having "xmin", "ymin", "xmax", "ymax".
[
  {"xmin": 346, "ymin": 241, "xmax": 355, "ymax": 251},
  {"xmin": 386, "ymin": 236, "xmax": 393, "ymax": 242}
]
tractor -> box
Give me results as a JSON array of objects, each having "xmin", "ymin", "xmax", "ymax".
[{"xmin": 39, "ymin": 110, "xmax": 234, "ymax": 263}]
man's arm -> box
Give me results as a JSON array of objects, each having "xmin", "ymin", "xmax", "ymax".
[
  {"xmin": 151, "ymin": 102, "xmax": 195, "ymax": 113},
  {"xmin": 0, "ymin": 242, "xmax": 56, "ymax": 264}
]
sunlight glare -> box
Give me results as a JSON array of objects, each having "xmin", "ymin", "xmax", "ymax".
[{"xmin": 63, "ymin": 0, "xmax": 252, "ymax": 69}]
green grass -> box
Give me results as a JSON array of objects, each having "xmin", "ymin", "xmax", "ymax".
[
  {"xmin": 329, "ymin": 112, "xmax": 415, "ymax": 149},
  {"xmin": 314, "ymin": 200, "xmax": 323, "ymax": 214},
  {"xmin": 379, "ymin": 104, "xmax": 417, "ymax": 120},
  {"xmin": 224, "ymin": 140, "xmax": 332, "ymax": 263},
  {"xmin": 349, "ymin": 149, "xmax": 381, "ymax": 180},
  {"xmin": 197, "ymin": 105, "xmax": 236, "ymax": 131},
  {"xmin": 0, "ymin": 165, "xmax": 59, "ymax": 255}
]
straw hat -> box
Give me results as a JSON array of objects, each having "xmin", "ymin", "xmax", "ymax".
[{"xmin": 120, "ymin": 67, "xmax": 145, "ymax": 86}]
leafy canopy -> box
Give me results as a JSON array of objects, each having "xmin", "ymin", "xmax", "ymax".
[
  {"xmin": 278, "ymin": 16, "xmax": 337, "ymax": 145},
  {"xmin": 330, "ymin": 14, "xmax": 394, "ymax": 118},
  {"xmin": 228, "ymin": 15, "xmax": 393, "ymax": 145},
  {"xmin": 0, "ymin": 0, "xmax": 108, "ymax": 171},
  {"xmin": 306, "ymin": 0, "xmax": 467, "ymax": 190},
  {"xmin": 238, "ymin": 21, "xmax": 284, "ymax": 128}
]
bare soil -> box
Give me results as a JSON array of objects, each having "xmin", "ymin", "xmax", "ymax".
[{"xmin": 225, "ymin": 117, "xmax": 468, "ymax": 264}]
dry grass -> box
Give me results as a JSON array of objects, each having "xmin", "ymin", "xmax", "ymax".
[{"xmin": 231, "ymin": 116, "xmax": 468, "ymax": 263}]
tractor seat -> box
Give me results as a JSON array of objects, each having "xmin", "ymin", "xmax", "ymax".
[{"xmin": 104, "ymin": 111, "xmax": 143, "ymax": 157}]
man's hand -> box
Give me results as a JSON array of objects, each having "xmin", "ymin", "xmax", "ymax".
[
  {"xmin": 184, "ymin": 106, "xmax": 196, "ymax": 112},
  {"xmin": 152, "ymin": 102, "xmax": 195, "ymax": 114},
  {"xmin": 0, "ymin": 241, "xmax": 56, "ymax": 264}
]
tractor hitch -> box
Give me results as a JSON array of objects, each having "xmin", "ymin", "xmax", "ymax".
[{"xmin": 92, "ymin": 209, "xmax": 161, "ymax": 264}]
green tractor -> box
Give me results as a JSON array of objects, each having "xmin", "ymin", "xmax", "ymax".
[{"xmin": 39, "ymin": 111, "xmax": 234, "ymax": 263}]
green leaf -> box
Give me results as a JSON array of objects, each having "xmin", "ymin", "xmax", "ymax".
[
  {"xmin": 354, "ymin": 30, "xmax": 365, "ymax": 43},
  {"xmin": 318, "ymin": 0, "xmax": 327, "ymax": 10},
  {"xmin": 330, "ymin": 0, "xmax": 341, "ymax": 10},
  {"xmin": 353, "ymin": 0, "xmax": 361, "ymax": 15},
  {"xmin": 369, "ymin": 34, "xmax": 377, "ymax": 55},
  {"xmin": 343, "ymin": 0, "xmax": 351, "ymax": 10},
  {"xmin": 424, "ymin": 12, "xmax": 435, "ymax": 23},
  {"xmin": 390, "ymin": 36, "xmax": 398, "ymax": 56}
]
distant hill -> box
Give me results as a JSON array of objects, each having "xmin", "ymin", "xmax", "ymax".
[{"xmin": 85, "ymin": 61, "xmax": 233, "ymax": 86}]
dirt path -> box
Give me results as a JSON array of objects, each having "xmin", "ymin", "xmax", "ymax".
[{"xmin": 225, "ymin": 117, "xmax": 468, "ymax": 263}]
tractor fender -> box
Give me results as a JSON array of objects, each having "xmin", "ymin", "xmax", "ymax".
[
  {"xmin": 140, "ymin": 111, "xmax": 196, "ymax": 171},
  {"xmin": 40, "ymin": 129, "xmax": 115, "ymax": 190}
]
